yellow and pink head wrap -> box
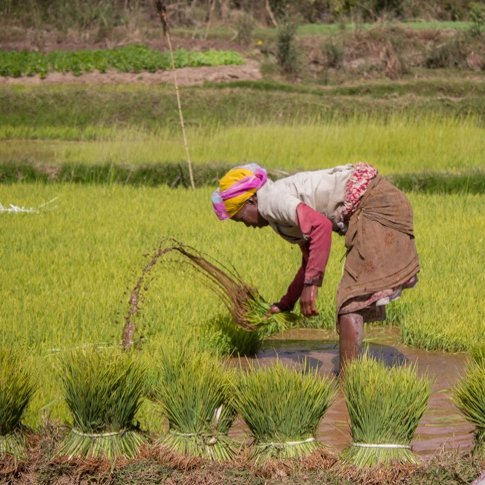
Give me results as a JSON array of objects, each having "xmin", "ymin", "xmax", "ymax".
[{"xmin": 212, "ymin": 163, "xmax": 268, "ymax": 220}]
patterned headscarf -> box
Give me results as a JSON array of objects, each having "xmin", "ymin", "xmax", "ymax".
[{"xmin": 212, "ymin": 163, "xmax": 268, "ymax": 220}]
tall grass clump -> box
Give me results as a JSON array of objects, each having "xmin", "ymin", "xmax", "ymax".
[
  {"xmin": 232, "ymin": 361, "xmax": 336, "ymax": 462},
  {"xmin": 155, "ymin": 347, "xmax": 237, "ymax": 461},
  {"xmin": 454, "ymin": 359, "xmax": 485, "ymax": 458},
  {"xmin": 341, "ymin": 356, "xmax": 430, "ymax": 467},
  {"xmin": 57, "ymin": 350, "xmax": 145, "ymax": 460},
  {"xmin": 0, "ymin": 350, "xmax": 35, "ymax": 458}
]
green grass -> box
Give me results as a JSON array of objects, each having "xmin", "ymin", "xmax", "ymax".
[
  {"xmin": 175, "ymin": 21, "xmax": 475, "ymax": 41},
  {"xmin": 0, "ymin": 46, "xmax": 243, "ymax": 77},
  {"xmin": 2, "ymin": 80, "xmax": 485, "ymax": 133},
  {"xmin": 1, "ymin": 117, "xmax": 484, "ymax": 174},
  {"xmin": 0, "ymin": 183, "xmax": 483, "ymax": 429}
]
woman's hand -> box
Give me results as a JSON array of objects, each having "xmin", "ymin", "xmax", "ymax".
[
  {"xmin": 268, "ymin": 304, "xmax": 281, "ymax": 315},
  {"xmin": 300, "ymin": 285, "xmax": 319, "ymax": 317}
]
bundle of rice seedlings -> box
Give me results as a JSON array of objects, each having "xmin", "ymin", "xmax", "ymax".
[
  {"xmin": 172, "ymin": 242, "xmax": 301, "ymax": 338},
  {"xmin": 232, "ymin": 361, "xmax": 336, "ymax": 463},
  {"xmin": 341, "ymin": 355, "xmax": 430, "ymax": 467},
  {"xmin": 122, "ymin": 239, "xmax": 301, "ymax": 349},
  {"xmin": 155, "ymin": 347, "xmax": 237, "ymax": 461},
  {"xmin": 454, "ymin": 360, "xmax": 485, "ymax": 458},
  {"xmin": 57, "ymin": 350, "xmax": 145, "ymax": 461},
  {"xmin": 0, "ymin": 350, "xmax": 34, "ymax": 458}
]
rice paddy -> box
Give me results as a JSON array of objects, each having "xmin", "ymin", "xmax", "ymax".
[{"xmin": 1, "ymin": 71, "xmax": 484, "ymax": 481}]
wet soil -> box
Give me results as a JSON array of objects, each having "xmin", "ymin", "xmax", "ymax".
[{"xmin": 229, "ymin": 326, "xmax": 474, "ymax": 458}]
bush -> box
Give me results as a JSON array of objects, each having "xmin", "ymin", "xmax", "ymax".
[{"xmin": 276, "ymin": 22, "xmax": 301, "ymax": 77}]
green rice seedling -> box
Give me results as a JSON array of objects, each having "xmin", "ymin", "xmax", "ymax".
[
  {"xmin": 171, "ymin": 241, "xmax": 301, "ymax": 337},
  {"xmin": 0, "ymin": 350, "xmax": 35, "ymax": 458},
  {"xmin": 471, "ymin": 344, "xmax": 485, "ymax": 366},
  {"xmin": 454, "ymin": 361, "xmax": 485, "ymax": 458},
  {"xmin": 341, "ymin": 355, "xmax": 430, "ymax": 467},
  {"xmin": 232, "ymin": 361, "xmax": 336, "ymax": 462},
  {"xmin": 204, "ymin": 314, "xmax": 262, "ymax": 356},
  {"xmin": 57, "ymin": 350, "xmax": 145, "ymax": 461},
  {"xmin": 155, "ymin": 347, "xmax": 237, "ymax": 461}
]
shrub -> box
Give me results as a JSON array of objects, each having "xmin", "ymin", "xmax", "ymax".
[{"xmin": 276, "ymin": 22, "xmax": 301, "ymax": 77}]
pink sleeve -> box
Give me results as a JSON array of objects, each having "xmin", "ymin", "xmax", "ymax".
[
  {"xmin": 275, "ymin": 204, "xmax": 332, "ymax": 311},
  {"xmin": 276, "ymin": 245, "xmax": 309, "ymax": 311},
  {"xmin": 296, "ymin": 203, "xmax": 332, "ymax": 287}
]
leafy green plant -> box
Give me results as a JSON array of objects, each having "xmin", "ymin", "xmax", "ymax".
[
  {"xmin": 0, "ymin": 46, "xmax": 244, "ymax": 78},
  {"xmin": 454, "ymin": 360, "xmax": 485, "ymax": 457},
  {"xmin": 155, "ymin": 347, "xmax": 237, "ymax": 461},
  {"xmin": 469, "ymin": 2, "xmax": 485, "ymax": 37},
  {"xmin": 57, "ymin": 350, "xmax": 145, "ymax": 460},
  {"xmin": 0, "ymin": 350, "xmax": 34, "ymax": 458},
  {"xmin": 341, "ymin": 355, "xmax": 430, "ymax": 467},
  {"xmin": 232, "ymin": 361, "xmax": 336, "ymax": 462}
]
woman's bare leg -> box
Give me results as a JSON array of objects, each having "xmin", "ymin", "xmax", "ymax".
[{"xmin": 338, "ymin": 312, "xmax": 364, "ymax": 372}]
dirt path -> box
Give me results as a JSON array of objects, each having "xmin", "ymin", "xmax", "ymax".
[{"xmin": 0, "ymin": 59, "xmax": 261, "ymax": 86}]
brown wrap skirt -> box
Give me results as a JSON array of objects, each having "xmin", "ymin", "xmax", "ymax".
[{"xmin": 336, "ymin": 175, "xmax": 420, "ymax": 317}]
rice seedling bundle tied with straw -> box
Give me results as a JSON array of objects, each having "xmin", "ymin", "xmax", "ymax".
[
  {"xmin": 58, "ymin": 350, "xmax": 145, "ymax": 461},
  {"xmin": 232, "ymin": 361, "xmax": 336, "ymax": 462},
  {"xmin": 155, "ymin": 347, "xmax": 237, "ymax": 461},
  {"xmin": 0, "ymin": 350, "xmax": 34, "ymax": 458},
  {"xmin": 341, "ymin": 355, "xmax": 430, "ymax": 467},
  {"xmin": 454, "ymin": 355, "xmax": 485, "ymax": 458}
]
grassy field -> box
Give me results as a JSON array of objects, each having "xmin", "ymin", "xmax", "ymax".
[
  {"xmin": 1, "ymin": 182, "xmax": 483, "ymax": 428},
  {"xmin": 1, "ymin": 62, "xmax": 484, "ymax": 456}
]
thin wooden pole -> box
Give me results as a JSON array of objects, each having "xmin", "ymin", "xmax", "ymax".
[{"xmin": 156, "ymin": 1, "xmax": 196, "ymax": 190}]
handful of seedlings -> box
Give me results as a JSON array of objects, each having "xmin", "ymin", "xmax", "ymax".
[
  {"xmin": 0, "ymin": 350, "xmax": 34, "ymax": 458},
  {"xmin": 454, "ymin": 346, "xmax": 485, "ymax": 458},
  {"xmin": 155, "ymin": 347, "xmax": 237, "ymax": 461},
  {"xmin": 232, "ymin": 361, "xmax": 336, "ymax": 463},
  {"xmin": 58, "ymin": 350, "xmax": 145, "ymax": 461},
  {"xmin": 173, "ymin": 243, "xmax": 301, "ymax": 338},
  {"xmin": 122, "ymin": 239, "xmax": 301, "ymax": 349},
  {"xmin": 341, "ymin": 355, "xmax": 430, "ymax": 467}
]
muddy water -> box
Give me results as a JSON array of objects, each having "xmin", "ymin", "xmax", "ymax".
[{"xmin": 230, "ymin": 326, "xmax": 474, "ymax": 458}]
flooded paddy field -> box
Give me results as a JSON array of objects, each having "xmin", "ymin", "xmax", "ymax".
[{"xmin": 228, "ymin": 326, "xmax": 474, "ymax": 458}]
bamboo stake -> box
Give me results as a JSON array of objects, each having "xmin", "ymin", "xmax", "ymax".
[{"xmin": 155, "ymin": 0, "xmax": 196, "ymax": 190}]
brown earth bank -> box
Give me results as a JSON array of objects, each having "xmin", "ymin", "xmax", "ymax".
[
  {"xmin": 0, "ymin": 60, "xmax": 262, "ymax": 86},
  {"xmin": 1, "ymin": 26, "xmax": 484, "ymax": 85}
]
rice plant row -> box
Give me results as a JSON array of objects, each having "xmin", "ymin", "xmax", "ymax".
[
  {"xmin": 0, "ymin": 46, "xmax": 243, "ymax": 78},
  {"xmin": 4, "ymin": 346, "xmax": 483, "ymax": 469}
]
